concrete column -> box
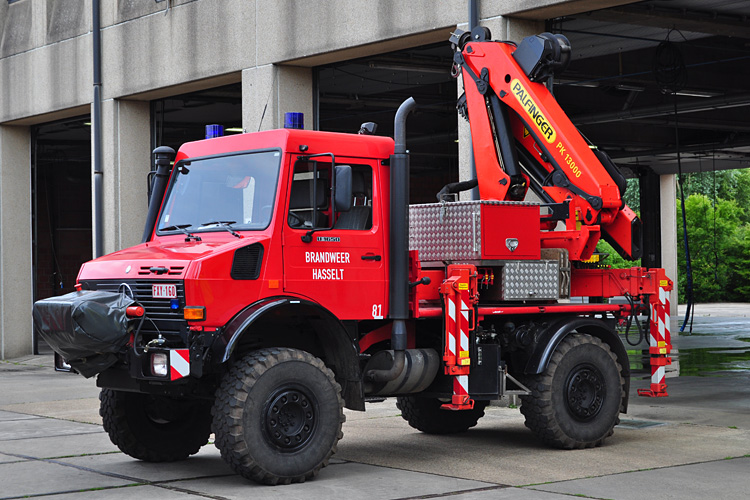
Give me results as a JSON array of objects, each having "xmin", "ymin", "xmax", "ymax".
[
  {"xmin": 96, "ymin": 99, "xmax": 151, "ymax": 255},
  {"xmin": 0, "ymin": 125, "xmax": 33, "ymax": 359},
  {"xmin": 242, "ymin": 65, "xmax": 313, "ymax": 133},
  {"xmin": 457, "ymin": 16, "xmax": 543, "ymax": 199},
  {"xmin": 660, "ymin": 173, "xmax": 679, "ymax": 320}
]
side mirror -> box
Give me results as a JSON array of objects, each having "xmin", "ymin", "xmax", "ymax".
[{"xmin": 334, "ymin": 165, "xmax": 353, "ymax": 213}]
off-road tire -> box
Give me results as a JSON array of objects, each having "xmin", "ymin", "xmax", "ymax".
[
  {"xmin": 212, "ymin": 348, "xmax": 345, "ymax": 485},
  {"xmin": 99, "ymin": 389, "xmax": 212, "ymax": 462},
  {"xmin": 520, "ymin": 333, "xmax": 624, "ymax": 449},
  {"xmin": 396, "ymin": 396, "xmax": 488, "ymax": 434}
]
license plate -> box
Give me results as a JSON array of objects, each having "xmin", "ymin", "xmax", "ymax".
[{"xmin": 152, "ymin": 284, "xmax": 177, "ymax": 299}]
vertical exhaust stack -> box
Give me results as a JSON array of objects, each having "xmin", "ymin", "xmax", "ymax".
[
  {"xmin": 141, "ymin": 146, "xmax": 175, "ymax": 243},
  {"xmin": 365, "ymin": 97, "xmax": 416, "ymax": 383}
]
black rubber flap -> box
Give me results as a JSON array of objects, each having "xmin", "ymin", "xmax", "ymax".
[{"xmin": 32, "ymin": 290, "xmax": 135, "ymax": 377}]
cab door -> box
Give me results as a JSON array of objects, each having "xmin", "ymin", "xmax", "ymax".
[{"xmin": 282, "ymin": 156, "xmax": 386, "ymax": 320}]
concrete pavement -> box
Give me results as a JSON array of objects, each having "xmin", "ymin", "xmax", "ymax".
[{"xmin": 1, "ymin": 310, "xmax": 749, "ymax": 499}]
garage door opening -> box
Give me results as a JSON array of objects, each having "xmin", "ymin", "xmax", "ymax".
[
  {"xmin": 151, "ymin": 83, "xmax": 242, "ymax": 153},
  {"xmin": 32, "ymin": 117, "xmax": 93, "ymax": 351},
  {"xmin": 316, "ymin": 43, "xmax": 458, "ymax": 203}
]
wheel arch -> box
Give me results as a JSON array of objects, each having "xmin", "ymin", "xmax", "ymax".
[
  {"xmin": 213, "ymin": 297, "xmax": 364, "ymax": 410},
  {"xmin": 524, "ymin": 316, "xmax": 630, "ymax": 412}
]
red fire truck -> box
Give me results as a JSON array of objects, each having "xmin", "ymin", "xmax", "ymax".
[{"xmin": 34, "ymin": 28, "xmax": 673, "ymax": 485}]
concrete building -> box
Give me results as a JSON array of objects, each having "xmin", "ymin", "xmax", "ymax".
[{"xmin": 10, "ymin": 0, "xmax": 748, "ymax": 359}]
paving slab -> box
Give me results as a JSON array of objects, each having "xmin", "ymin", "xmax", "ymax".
[
  {"xmin": 0, "ymin": 363, "xmax": 100, "ymax": 406},
  {"xmin": 628, "ymin": 374, "xmax": 750, "ymax": 429},
  {"xmin": 41, "ymin": 485, "xmax": 205, "ymax": 499},
  {"xmin": 0, "ymin": 459, "xmax": 134, "ymax": 499},
  {"xmin": 173, "ymin": 461, "xmax": 493, "ymax": 500},
  {"xmin": 0, "ymin": 452, "xmax": 28, "ymax": 464},
  {"xmin": 0, "ymin": 410, "xmax": 42, "ymax": 422},
  {"xmin": 337, "ymin": 401, "xmax": 750, "ymax": 486},
  {"xmin": 0, "ymin": 398, "xmax": 102, "ymax": 425},
  {"xmin": 58, "ymin": 447, "xmax": 233, "ymax": 483},
  {"xmin": 529, "ymin": 457, "xmax": 750, "ymax": 500},
  {"xmin": 679, "ymin": 303, "xmax": 750, "ymax": 317},
  {"xmin": 444, "ymin": 488, "xmax": 586, "ymax": 499},
  {"xmin": 0, "ymin": 431, "xmax": 117, "ymax": 458},
  {"xmin": 0, "ymin": 415, "xmax": 102, "ymax": 442}
]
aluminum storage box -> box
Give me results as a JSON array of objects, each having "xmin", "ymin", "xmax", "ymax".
[
  {"xmin": 409, "ymin": 200, "xmax": 541, "ymax": 262},
  {"xmin": 500, "ymin": 260, "xmax": 560, "ymax": 300}
]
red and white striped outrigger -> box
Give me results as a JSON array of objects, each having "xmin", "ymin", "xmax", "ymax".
[
  {"xmin": 440, "ymin": 264, "xmax": 477, "ymax": 410},
  {"xmin": 638, "ymin": 281, "xmax": 672, "ymax": 397}
]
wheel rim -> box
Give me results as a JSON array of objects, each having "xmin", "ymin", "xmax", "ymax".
[
  {"xmin": 564, "ymin": 363, "xmax": 606, "ymax": 421},
  {"xmin": 263, "ymin": 386, "xmax": 317, "ymax": 451}
]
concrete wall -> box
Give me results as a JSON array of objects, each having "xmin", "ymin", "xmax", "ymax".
[
  {"xmin": 2, "ymin": 0, "xmax": 620, "ymax": 124},
  {"xmin": 0, "ymin": 124, "xmax": 33, "ymax": 359},
  {"xmin": 660, "ymin": 174, "xmax": 679, "ymax": 320},
  {"xmin": 242, "ymin": 65, "xmax": 314, "ymax": 133},
  {"xmin": 99, "ymin": 99, "xmax": 152, "ymax": 254}
]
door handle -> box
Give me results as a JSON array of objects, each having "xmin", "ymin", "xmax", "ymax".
[{"xmin": 361, "ymin": 254, "xmax": 381, "ymax": 261}]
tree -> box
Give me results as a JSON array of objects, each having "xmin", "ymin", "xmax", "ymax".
[{"xmin": 677, "ymin": 194, "xmax": 750, "ymax": 303}]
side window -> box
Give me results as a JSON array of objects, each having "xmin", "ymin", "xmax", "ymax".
[
  {"xmin": 288, "ymin": 160, "xmax": 331, "ymax": 229},
  {"xmin": 333, "ymin": 165, "xmax": 373, "ymax": 231},
  {"xmin": 287, "ymin": 160, "xmax": 374, "ymax": 231}
]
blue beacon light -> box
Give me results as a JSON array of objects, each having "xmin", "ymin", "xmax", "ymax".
[
  {"xmin": 284, "ymin": 112, "xmax": 304, "ymax": 130},
  {"xmin": 170, "ymin": 299, "xmax": 180, "ymax": 311},
  {"xmin": 205, "ymin": 124, "xmax": 224, "ymax": 139}
]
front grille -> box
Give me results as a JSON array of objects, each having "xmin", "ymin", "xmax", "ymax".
[
  {"xmin": 137, "ymin": 265, "xmax": 185, "ymax": 276},
  {"xmin": 80, "ymin": 279, "xmax": 187, "ymax": 339}
]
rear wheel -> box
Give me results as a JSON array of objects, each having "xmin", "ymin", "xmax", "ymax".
[
  {"xmin": 520, "ymin": 333, "xmax": 624, "ymax": 449},
  {"xmin": 99, "ymin": 389, "xmax": 211, "ymax": 462},
  {"xmin": 212, "ymin": 348, "xmax": 344, "ymax": 485},
  {"xmin": 397, "ymin": 396, "xmax": 488, "ymax": 434}
]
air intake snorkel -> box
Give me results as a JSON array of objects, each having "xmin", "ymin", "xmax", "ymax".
[{"xmin": 141, "ymin": 146, "xmax": 176, "ymax": 243}]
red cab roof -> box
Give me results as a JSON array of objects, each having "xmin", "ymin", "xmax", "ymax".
[{"xmin": 175, "ymin": 129, "xmax": 395, "ymax": 161}]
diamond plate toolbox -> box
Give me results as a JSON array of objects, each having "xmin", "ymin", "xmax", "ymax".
[
  {"xmin": 409, "ymin": 201, "xmax": 481, "ymax": 261},
  {"xmin": 409, "ymin": 201, "xmax": 540, "ymax": 262},
  {"xmin": 501, "ymin": 261, "xmax": 560, "ymax": 300}
]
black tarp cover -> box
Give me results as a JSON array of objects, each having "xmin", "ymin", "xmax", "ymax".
[{"xmin": 33, "ymin": 290, "xmax": 135, "ymax": 377}]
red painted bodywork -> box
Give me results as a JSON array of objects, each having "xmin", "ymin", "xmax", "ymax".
[{"xmin": 78, "ymin": 129, "xmax": 395, "ymax": 326}]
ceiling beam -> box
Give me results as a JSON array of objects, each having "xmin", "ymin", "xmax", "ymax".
[
  {"xmin": 607, "ymin": 137, "xmax": 750, "ymax": 160},
  {"xmin": 625, "ymin": 117, "xmax": 750, "ymax": 134},
  {"xmin": 508, "ymin": 0, "xmax": 638, "ymax": 21},
  {"xmin": 585, "ymin": 4, "xmax": 750, "ymax": 39},
  {"xmin": 573, "ymin": 92, "xmax": 750, "ymax": 125}
]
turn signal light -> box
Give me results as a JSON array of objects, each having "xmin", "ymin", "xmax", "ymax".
[{"xmin": 183, "ymin": 306, "xmax": 205, "ymax": 321}]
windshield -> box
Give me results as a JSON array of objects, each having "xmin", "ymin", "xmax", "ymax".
[{"xmin": 156, "ymin": 150, "xmax": 281, "ymax": 234}]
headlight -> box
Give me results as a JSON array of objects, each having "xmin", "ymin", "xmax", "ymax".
[{"xmin": 151, "ymin": 353, "xmax": 168, "ymax": 377}]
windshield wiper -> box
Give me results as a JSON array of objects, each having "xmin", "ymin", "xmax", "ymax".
[
  {"xmin": 201, "ymin": 220, "xmax": 242, "ymax": 238},
  {"xmin": 159, "ymin": 223, "xmax": 202, "ymax": 242}
]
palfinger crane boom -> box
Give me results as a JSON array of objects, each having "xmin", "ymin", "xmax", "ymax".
[{"xmin": 452, "ymin": 28, "xmax": 642, "ymax": 261}]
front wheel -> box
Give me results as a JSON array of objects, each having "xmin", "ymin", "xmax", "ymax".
[
  {"xmin": 212, "ymin": 348, "xmax": 345, "ymax": 485},
  {"xmin": 99, "ymin": 389, "xmax": 212, "ymax": 462},
  {"xmin": 520, "ymin": 333, "xmax": 624, "ymax": 449}
]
